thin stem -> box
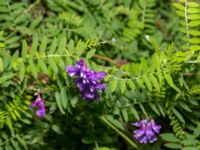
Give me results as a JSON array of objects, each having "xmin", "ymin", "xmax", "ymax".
[
  {"xmin": 94, "ymin": 141, "xmax": 99, "ymax": 150},
  {"xmin": 184, "ymin": 0, "xmax": 190, "ymax": 47},
  {"xmin": 99, "ymin": 116, "xmax": 138, "ymax": 149}
]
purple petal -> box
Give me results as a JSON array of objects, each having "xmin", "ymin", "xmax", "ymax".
[
  {"xmin": 77, "ymin": 83, "xmax": 85, "ymax": 92},
  {"xmin": 138, "ymin": 136, "xmax": 148, "ymax": 144},
  {"xmin": 30, "ymin": 101, "xmax": 37, "ymax": 108},
  {"xmin": 132, "ymin": 120, "xmax": 147, "ymax": 127},
  {"xmin": 96, "ymin": 83, "xmax": 106, "ymax": 90},
  {"xmin": 36, "ymin": 107, "xmax": 46, "ymax": 117},
  {"xmin": 145, "ymin": 122, "xmax": 154, "ymax": 137},
  {"xmin": 83, "ymin": 91, "xmax": 96, "ymax": 100},
  {"xmin": 148, "ymin": 135, "xmax": 158, "ymax": 143},
  {"xmin": 96, "ymin": 72, "xmax": 105, "ymax": 80},
  {"xmin": 66, "ymin": 65, "xmax": 78, "ymax": 76},
  {"xmin": 76, "ymin": 59, "xmax": 85, "ymax": 68},
  {"xmin": 134, "ymin": 129, "xmax": 145, "ymax": 139},
  {"xmin": 150, "ymin": 119, "xmax": 161, "ymax": 134}
]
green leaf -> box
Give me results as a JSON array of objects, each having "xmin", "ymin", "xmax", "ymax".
[
  {"xmin": 121, "ymin": 109, "xmax": 128, "ymax": 122},
  {"xmin": 164, "ymin": 72, "xmax": 180, "ymax": 92},
  {"xmin": 52, "ymin": 124, "xmax": 63, "ymax": 134},
  {"xmin": 38, "ymin": 59, "xmax": 48, "ymax": 74},
  {"xmin": 164, "ymin": 143, "xmax": 181, "ymax": 149},
  {"xmin": 149, "ymin": 103, "xmax": 160, "ymax": 115},
  {"xmin": 120, "ymin": 80, "xmax": 126, "ymax": 94},
  {"xmin": 30, "ymin": 16, "xmax": 43, "ymax": 29},
  {"xmin": 19, "ymin": 62, "xmax": 25, "ymax": 81},
  {"xmin": 68, "ymin": 39, "xmax": 74, "ymax": 53},
  {"xmin": 22, "ymin": 40, "xmax": 27, "ymax": 59},
  {"xmin": 55, "ymin": 92, "xmax": 65, "ymax": 114},
  {"xmin": 194, "ymin": 124, "xmax": 200, "ymax": 137},
  {"xmin": 189, "ymin": 30, "xmax": 200, "ymax": 36},
  {"xmin": 60, "ymin": 88, "xmax": 68, "ymax": 109},
  {"xmin": 172, "ymin": 108, "xmax": 185, "ymax": 124},
  {"xmin": 49, "ymin": 38, "xmax": 57, "ymax": 54},
  {"xmin": 136, "ymin": 78, "xmax": 145, "ymax": 88},
  {"xmin": 188, "ymin": 2, "xmax": 199, "ymax": 7},
  {"xmin": 111, "ymin": 78, "xmax": 118, "ymax": 92},
  {"xmin": 173, "ymin": 3, "xmax": 184, "ymax": 10},
  {"xmin": 127, "ymin": 80, "xmax": 136, "ymax": 90},
  {"xmin": 39, "ymin": 36, "xmax": 47, "ymax": 56},
  {"xmin": 30, "ymin": 35, "xmax": 38, "ymax": 58},
  {"xmin": 160, "ymin": 133, "xmax": 180, "ymax": 142},
  {"xmin": 0, "ymin": 57, "xmax": 3, "ymax": 72},
  {"xmin": 105, "ymin": 115, "xmax": 125, "ymax": 131},
  {"xmin": 189, "ymin": 21, "xmax": 200, "ymax": 27},
  {"xmin": 86, "ymin": 49, "xmax": 96, "ymax": 59},
  {"xmin": 48, "ymin": 58, "xmax": 58, "ymax": 73},
  {"xmin": 150, "ymin": 74, "xmax": 160, "ymax": 92},
  {"xmin": 58, "ymin": 37, "xmax": 66, "ymax": 54},
  {"xmin": 188, "ymin": 14, "xmax": 200, "ymax": 20},
  {"xmin": 29, "ymin": 60, "xmax": 37, "ymax": 78},
  {"xmin": 70, "ymin": 97, "xmax": 78, "ymax": 108},
  {"xmin": 130, "ymin": 106, "xmax": 139, "ymax": 120},
  {"xmin": 187, "ymin": 8, "xmax": 200, "ymax": 13},
  {"xmin": 143, "ymin": 76, "xmax": 152, "ymax": 91},
  {"xmin": 190, "ymin": 38, "xmax": 200, "ymax": 44}
]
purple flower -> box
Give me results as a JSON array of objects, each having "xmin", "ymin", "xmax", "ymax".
[
  {"xmin": 66, "ymin": 59, "xmax": 106, "ymax": 101},
  {"xmin": 133, "ymin": 119, "xmax": 161, "ymax": 144},
  {"xmin": 30, "ymin": 95, "xmax": 46, "ymax": 117}
]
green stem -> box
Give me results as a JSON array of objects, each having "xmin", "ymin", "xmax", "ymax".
[{"xmin": 99, "ymin": 116, "xmax": 138, "ymax": 149}]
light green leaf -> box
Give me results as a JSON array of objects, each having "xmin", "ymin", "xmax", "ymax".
[
  {"xmin": 164, "ymin": 72, "xmax": 180, "ymax": 92},
  {"xmin": 30, "ymin": 16, "xmax": 43, "ymax": 29},
  {"xmin": 120, "ymin": 80, "xmax": 126, "ymax": 94},
  {"xmin": 164, "ymin": 143, "xmax": 181, "ymax": 149},
  {"xmin": 58, "ymin": 37, "xmax": 66, "ymax": 54},
  {"xmin": 160, "ymin": 133, "xmax": 180, "ymax": 142},
  {"xmin": 188, "ymin": 2, "xmax": 200, "ymax": 7},
  {"xmin": 68, "ymin": 39, "xmax": 74, "ymax": 53},
  {"xmin": 150, "ymin": 74, "xmax": 160, "ymax": 92},
  {"xmin": 22, "ymin": 40, "xmax": 27, "ymax": 59},
  {"xmin": 29, "ymin": 60, "xmax": 37, "ymax": 78},
  {"xmin": 111, "ymin": 78, "xmax": 118, "ymax": 92},
  {"xmin": 190, "ymin": 38, "xmax": 200, "ymax": 44},
  {"xmin": 86, "ymin": 49, "xmax": 96, "ymax": 59},
  {"xmin": 189, "ymin": 21, "xmax": 200, "ymax": 27},
  {"xmin": 48, "ymin": 58, "xmax": 58, "ymax": 73},
  {"xmin": 142, "ymin": 76, "xmax": 152, "ymax": 91},
  {"xmin": 60, "ymin": 88, "xmax": 68, "ymax": 109},
  {"xmin": 49, "ymin": 38, "xmax": 57, "ymax": 54},
  {"xmin": 173, "ymin": 3, "xmax": 184, "ymax": 10},
  {"xmin": 39, "ymin": 36, "xmax": 47, "ymax": 56},
  {"xmin": 55, "ymin": 92, "xmax": 65, "ymax": 114},
  {"xmin": 19, "ymin": 62, "xmax": 25, "ymax": 81},
  {"xmin": 30, "ymin": 35, "xmax": 38, "ymax": 58},
  {"xmin": 38, "ymin": 59, "xmax": 48, "ymax": 74},
  {"xmin": 136, "ymin": 78, "xmax": 145, "ymax": 88},
  {"xmin": 127, "ymin": 80, "xmax": 136, "ymax": 90}
]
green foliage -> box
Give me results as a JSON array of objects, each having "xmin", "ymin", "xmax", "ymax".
[{"xmin": 0, "ymin": 0, "xmax": 200, "ymax": 149}]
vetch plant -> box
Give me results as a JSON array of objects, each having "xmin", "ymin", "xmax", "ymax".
[
  {"xmin": 30, "ymin": 94, "xmax": 46, "ymax": 118},
  {"xmin": 133, "ymin": 119, "xmax": 161, "ymax": 144},
  {"xmin": 66, "ymin": 59, "xmax": 106, "ymax": 101},
  {"xmin": 0, "ymin": 0, "xmax": 200, "ymax": 149}
]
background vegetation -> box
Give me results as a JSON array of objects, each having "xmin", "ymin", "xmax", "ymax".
[{"xmin": 0, "ymin": 0, "xmax": 200, "ymax": 149}]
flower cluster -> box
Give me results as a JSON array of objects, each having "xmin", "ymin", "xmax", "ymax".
[
  {"xmin": 30, "ymin": 94, "xmax": 46, "ymax": 117},
  {"xmin": 133, "ymin": 119, "xmax": 161, "ymax": 144},
  {"xmin": 66, "ymin": 59, "xmax": 106, "ymax": 101}
]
